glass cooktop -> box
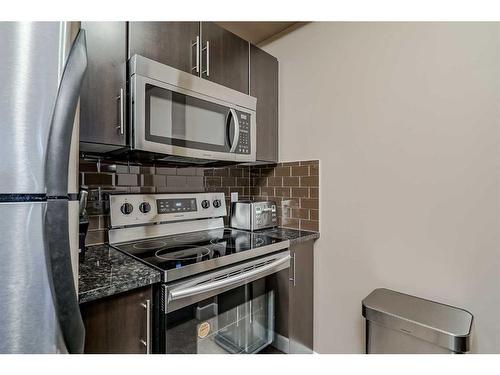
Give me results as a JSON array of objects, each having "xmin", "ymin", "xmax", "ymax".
[{"xmin": 112, "ymin": 228, "xmax": 289, "ymax": 282}]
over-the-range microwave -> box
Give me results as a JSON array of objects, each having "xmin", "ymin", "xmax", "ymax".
[{"xmin": 129, "ymin": 55, "xmax": 257, "ymax": 163}]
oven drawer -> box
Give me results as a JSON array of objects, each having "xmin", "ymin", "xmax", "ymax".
[
  {"xmin": 166, "ymin": 286, "xmax": 274, "ymax": 354},
  {"xmin": 162, "ymin": 251, "xmax": 289, "ymax": 354}
]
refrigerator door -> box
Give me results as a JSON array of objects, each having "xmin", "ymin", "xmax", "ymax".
[
  {"xmin": 0, "ymin": 202, "xmax": 66, "ymax": 353},
  {"xmin": 0, "ymin": 22, "xmax": 62, "ymax": 194},
  {"xmin": 44, "ymin": 29, "xmax": 88, "ymax": 354}
]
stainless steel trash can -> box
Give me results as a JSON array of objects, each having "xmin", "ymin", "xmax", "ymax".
[{"xmin": 362, "ymin": 288, "xmax": 473, "ymax": 354}]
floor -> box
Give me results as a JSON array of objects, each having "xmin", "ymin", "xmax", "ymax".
[{"xmin": 260, "ymin": 345, "xmax": 284, "ymax": 354}]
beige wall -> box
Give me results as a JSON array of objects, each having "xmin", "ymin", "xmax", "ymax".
[{"xmin": 262, "ymin": 22, "xmax": 500, "ymax": 353}]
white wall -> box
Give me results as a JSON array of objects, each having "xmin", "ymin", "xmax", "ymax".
[{"xmin": 262, "ymin": 22, "xmax": 500, "ymax": 353}]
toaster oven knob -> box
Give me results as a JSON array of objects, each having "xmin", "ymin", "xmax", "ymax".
[
  {"xmin": 201, "ymin": 199, "xmax": 210, "ymax": 209},
  {"xmin": 213, "ymin": 199, "xmax": 221, "ymax": 208},
  {"xmin": 139, "ymin": 202, "xmax": 151, "ymax": 213},
  {"xmin": 120, "ymin": 202, "xmax": 134, "ymax": 215}
]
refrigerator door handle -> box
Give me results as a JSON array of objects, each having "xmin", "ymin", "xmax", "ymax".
[
  {"xmin": 45, "ymin": 29, "xmax": 87, "ymax": 198},
  {"xmin": 44, "ymin": 29, "xmax": 87, "ymax": 354}
]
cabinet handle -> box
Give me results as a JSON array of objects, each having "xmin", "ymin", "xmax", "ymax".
[
  {"xmin": 202, "ymin": 41, "xmax": 210, "ymax": 77},
  {"xmin": 289, "ymin": 252, "xmax": 296, "ymax": 286},
  {"xmin": 116, "ymin": 88, "xmax": 124, "ymax": 135},
  {"xmin": 191, "ymin": 36, "xmax": 200, "ymax": 74},
  {"xmin": 140, "ymin": 300, "xmax": 151, "ymax": 354}
]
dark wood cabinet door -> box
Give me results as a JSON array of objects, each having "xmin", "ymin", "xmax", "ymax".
[
  {"xmin": 80, "ymin": 286, "xmax": 152, "ymax": 354},
  {"xmin": 201, "ymin": 22, "xmax": 249, "ymax": 93},
  {"xmin": 129, "ymin": 22, "xmax": 200, "ymax": 74},
  {"xmin": 289, "ymin": 241, "xmax": 314, "ymax": 353},
  {"xmin": 80, "ymin": 22, "xmax": 127, "ymax": 147},
  {"xmin": 250, "ymin": 45, "xmax": 279, "ymax": 162}
]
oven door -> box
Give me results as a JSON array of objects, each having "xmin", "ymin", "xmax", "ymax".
[
  {"xmin": 162, "ymin": 251, "xmax": 290, "ymax": 354},
  {"xmin": 131, "ymin": 73, "xmax": 255, "ymax": 163}
]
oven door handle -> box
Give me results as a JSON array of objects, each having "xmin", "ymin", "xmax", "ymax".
[{"xmin": 168, "ymin": 254, "xmax": 290, "ymax": 302}]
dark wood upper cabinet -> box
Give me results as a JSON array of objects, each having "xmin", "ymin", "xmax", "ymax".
[
  {"xmin": 128, "ymin": 22, "xmax": 200, "ymax": 75},
  {"xmin": 250, "ymin": 44, "xmax": 279, "ymax": 163},
  {"xmin": 80, "ymin": 286, "xmax": 153, "ymax": 354},
  {"xmin": 200, "ymin": 22, "xmax": 249, "ymax": 93},
  {"xmin": 80, "ymin": 22, "xmax": 127, "ymax": 149}
]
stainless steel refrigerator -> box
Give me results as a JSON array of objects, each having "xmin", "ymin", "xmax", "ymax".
[{"xmin": 0, "ymin": 22, "xmax": 87, "ymax": 353}]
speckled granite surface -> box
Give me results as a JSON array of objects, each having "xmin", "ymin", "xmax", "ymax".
[
  {"xmin": 258, "ymin": 227, "xmax": 320, "ymax": 245},
  {"xmin": 78, "ymin": 244, "xmax": 161, "ymax": 304}
]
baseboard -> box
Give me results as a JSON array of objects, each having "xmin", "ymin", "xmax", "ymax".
[{"xmin": 273, "ymin": 333, "xmax": 290, "ymax": 354}]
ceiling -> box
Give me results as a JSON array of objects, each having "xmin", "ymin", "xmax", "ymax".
[{"xmin": 215, "ymin": 22, "xmax": 298, "ymax": 45}]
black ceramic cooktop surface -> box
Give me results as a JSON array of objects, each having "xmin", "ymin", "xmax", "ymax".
[{"xmin": 113, "ymin": 228, "xmax": 286, "ymax": 276}]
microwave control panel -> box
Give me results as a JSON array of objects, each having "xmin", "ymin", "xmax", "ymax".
[{"xmin": 235, "ymin": 110, "xmax": 251, "ymax": 154}]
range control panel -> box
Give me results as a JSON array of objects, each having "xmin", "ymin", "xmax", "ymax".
[
  {"xmin": 109, "ymin": 192, "xmax": 226, "ymax": 228},
  {"xmin": 235, "ymin": 110, "xmax": 251, "ymax": 155},
  {"xmin": 157, "ymin": 198, "xmax": 197, "ymax": 214}
]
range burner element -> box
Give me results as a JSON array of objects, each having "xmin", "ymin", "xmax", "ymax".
[
  {"xmin": 133, "ymin": 240, "xmax": 167, "ymax": 250},
  {"xmin": 155, "ymin": 246, "xmax": 211, "ymax": 261}
]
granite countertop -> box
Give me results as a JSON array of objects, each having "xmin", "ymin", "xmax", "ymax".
[
  {"xmin": 258, "ymin": 227, "xmax": 320, "ymax": 245},
  {"xmin": 78, "ymin": 244, "xmax": 161, "ymax": 304}
]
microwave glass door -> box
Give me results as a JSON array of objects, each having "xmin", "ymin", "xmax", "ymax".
[
  {"xmin": 145, "ymin": 84, "xmax": 237, "ymax": 153},
  {"xmin": 165, "ymin": 279, "xmax": 275, "ymax": 354}
]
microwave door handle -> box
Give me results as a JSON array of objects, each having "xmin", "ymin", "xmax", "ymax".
[
  {"xmin": 229, "ymin": 108, "xmax": 240, "ymax": 153},
  {"xmin": 168, "ymin": 254, "xmax": 290, "ymax": 302}
]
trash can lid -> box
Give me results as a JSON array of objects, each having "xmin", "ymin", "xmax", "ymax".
[{"xmin": 362, "ymin": 288, "xmax": 473, "ymax": 353}]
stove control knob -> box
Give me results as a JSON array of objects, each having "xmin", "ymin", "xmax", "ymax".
[
  {"xmin": 213, "ymin": 199, "xmax": 221, "ymax": 208},
  {"xmin": 139, "ymin": 202, "xmax": 151, "ymax": 214},
  {"xmin": 201, "ymin": 199, "xmax": 210, "ymax": 209},
  {"xmin": 120, "ymin": 202, "xmax": 133, "ymax": 215}
]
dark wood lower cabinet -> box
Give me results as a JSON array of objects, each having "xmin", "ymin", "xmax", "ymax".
[
  {"xmin": 289, "ymin": 241, "xmax": 314, "ymax": 353},
  {"xmin": 80, "ymin": 286, "xmax": 153, "ymax": 354},
  {"xmin": 268, "ymin": 240, "xmax": 314, "ymax": 354}
]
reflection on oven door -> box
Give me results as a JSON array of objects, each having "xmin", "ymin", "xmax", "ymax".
[{"xmin": 166, "ymin": 282, "xmax": 275, "ymax": 354}]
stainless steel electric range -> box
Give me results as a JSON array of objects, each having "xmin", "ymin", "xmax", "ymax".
[{"xmin": 108, "ymin": 192, "xmax": 290, "ymax": 354}]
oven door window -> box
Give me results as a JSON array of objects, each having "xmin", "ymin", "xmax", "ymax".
[
  {"xmin": 145, "ymin": 84, "xmax": 233, "ymax": 152},
  {"xmin": 166, "ymin": 279, "xmax": 274, "ymax": 354}
]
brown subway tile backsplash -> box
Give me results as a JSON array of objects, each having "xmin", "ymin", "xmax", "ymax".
[
  {"xmin": 300, "ymin": 175, "xmax": 319, "ymax": 187},
  {"xmin": 310, "ymin": 187, "xmax": 319, "ymax": 198},
  {"xmin": 291, "ymin": 166, "xmax": 309, "ymax": 176},
  {"xmin": 80, "ymin": 158, "xmax": 319, "ymax": 245},
  {"xmin": 267, "ymin": 177, "xmax": 283, "ymax": 187},
  {"xmin": 300, "ymin": 219, "xmax": 319, "ymax": 231},
  {"xmin": 115, "ymin": 173, "xmax": 140, "ymax": 186},
  {"xmin": 84, "ymin": 173, "xmax": 114, "ymax": 187},
  {"xmin": 301, "ymin": 198, "xmax": 319, "ymax": 209},
  {"xmin": 292, "ymin": 208, "xmax": 310, "ymax": 220},
  {"xmin": 292, "ymin": 187, "xmax": 309, "ymax": 198},
  {"xmin": 260, "ymin": 187, "xmax": 275, "ymax": 196},
  {"xmin": 283, "ymin": 176, "xmax": 300, "ymax": 186},
  {"xmin": 274, "ymin": 166, "xmax": 291, "ymax": 177},
  {"xmin": 142, "ymin": 174, "xmax": 167, "ymax": 187},
  {"xmin": 155, "ymin": 167, "xmax": 177, "ymax": 175},
  {"xmin": 275, "ymin": 187, "xmax": 291, "ymax": 197}
]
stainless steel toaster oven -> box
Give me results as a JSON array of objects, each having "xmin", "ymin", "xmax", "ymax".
[{"xmin": 230, "ymin": 201, "xmax": 277, "ymax": 231}]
